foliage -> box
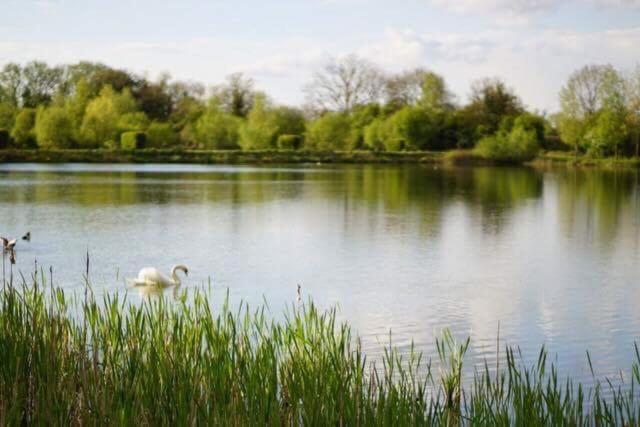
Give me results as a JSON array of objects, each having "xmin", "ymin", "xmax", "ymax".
[
  {"xmin": 212, "ymin": 73, "xmax": 255, "ymax": 117},
  {"xmin": 346, "ymin": 104, "xmax": 381, "ymax": 150},
  {"xmin": 1, "ymin": 276, "xmax": 640, "ymax": 425},
  {"xmin": 80, "ymin": 86, "xmax": 137, "ymax": 147},
  {"xmin": 305, "ymin": 112, "xmax": 352, "ymax": 150},
  {"xmin": 10, "ymin": 108, "xmax": 37, "ymax": 147},
  {"xmin": 277, "ymin": 134, "xmax": 303, "ymax": 150},
  {"xmin": 194, "ymin": 99, "xmax": 241, "ymax": 149},
  {"xmin": 35, "ymin": 106, "xmax": 74, "ymax": 148},
  {"xmin": 474, "ymin": 121, "xmax": 540, "ymax": 163},
  {"xmin": 120, "ymin": 131, "xmax": 147, "ymax": 150},
  {"xmin": 146, "ymin": 121, "xmax": 179, "ymax": 148},
  {"xmin": 0, "ymin": 102, "xmax": 16, "ymax": 130}
]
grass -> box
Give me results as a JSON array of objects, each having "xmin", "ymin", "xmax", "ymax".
[{"xmin": 1, "ymin": 271, "xmax": 640, "ymax": 425}]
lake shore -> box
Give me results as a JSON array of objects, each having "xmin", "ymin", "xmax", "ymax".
[{"xmin": 0, "ymin": 148, "xmax": 639, "ymax": 167}]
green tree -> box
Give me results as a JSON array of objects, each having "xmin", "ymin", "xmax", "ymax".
[
  {"xmin": 239, "ymin": 95, "xmax": 278, "ymax": 150},
  {"xmin": 212, "ymin": 73, "xmax": 255, "ymax": 117},
  {"xmin": 147, "ymin": 121, "xmax": 179, "ymax": 148},
  {"xmin": 584, "ymin": 109, "xmax": 628, "ymax": 158},
  {"xmin": 305, "ymin": 112, "xmax": 351, "ymax": 150},
  {"xmin": 0, "ymin": 102, "xmax": 17, "ymax": 130},
  {"xmin": 80, "ymin": 86, "xmax": 137, "ymax": 147},
  {"xmin": 419, "ymin": 72, "xmax": 453, "ymax": 112},
  {"xmin": 11, "ymin": 108, "xmax": 36, "ymax": 147},
  {"xmin": 35, "ymin": 106, "xmax": 74, "ymax": 148},
  {"xmin": 21, "ymin": 61, "xmax": 64, "ymax": 107},
  {"xmin": 346, "ymin": 104, "xmax": 381, "ymax": 150},
  {"xmin": 194, "ymin": 98, "xmax": 241, "ymax": 149}
]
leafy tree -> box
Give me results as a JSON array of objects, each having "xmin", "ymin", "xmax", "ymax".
[
  {"xmin": 584, "ymin": 109, "xmax": 628, "ymax": 158},
  {"xmin": 194, "ymin": 98, "xmax": 241, "ymax": 149},
  {"xmin": 135, "ymin": 74, "xmax": 173, "ymax": 121},
  {"xmin": 0, "ymin": 102, "xmax": 17, "ymax": 130},
  {"xmin": 384, "ymin": 68, "xmax": 429, "ymax": 109},
  {"xmin": 117, "ymin": 112, "xmax": 150, "ymax": 132},
  {"xmin": 147, "ymin": 121, "xmax": 179, "ymax": 148},
  {"xmin": 239, "ymin": 95, "xmax": 278, "ymax": 150},
  {"xmin": 305, "ymin": 55, "xmax": 384, "ymax": 112},
  {"xmin": 21, "ymin": 61, "xmax": 64, "ymax": 107},
  {"xmin": 212, "ymin": 73, "xmax": 255, "ymax": 117},
  {"xmin": 80, "ymin": 86, "xmax": 137, "ymax": 147},
  {"xmin": 467, "ymin": 78, "xmax": 523, "ymax": 137},
  {"xmin": 35, "ymin": 106, "xmax": 74, "ymax": 148},
  {"xmin": 625, "ymin": 66, "xmax": 640, "ymax": 157},
  {"xmin": 305, "ymin": 112, "xmax": 351, "ymax": 150},
  {"xmin": 419, "ymin": 72, "xmax": 454, "ymax": 112},
  {"xmin": 0, "ymin": 63, "xmax": 22, "ymax": 106},
  {"xmin": 347, "ymin": 104, "xmax": 381, "ymax": 150},
  {"xmin": 11, "ymin": 108, "xmax": 36, "ymax": 147}
]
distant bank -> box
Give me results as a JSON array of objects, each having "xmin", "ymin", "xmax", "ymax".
[{"xmin": 0, "ymin": 149, "xmax": 639, "ymax": 167}]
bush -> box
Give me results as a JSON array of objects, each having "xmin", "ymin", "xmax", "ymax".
[
  {"xmin": 35, "ymin": 106, "xmax": 74, "ymax": 149},
  {"xmin": 305, "ymin": 113, "xmax": 351, "ymax": 151},
  {"xmin": 194, "ymin": 101, "xmax": 241, "ymax": 149},
  {"xmin": 147, "ymin": 122, "xmax": 179, "ymax": 148},
  {"xmin": 474, "ymin": 123, "xmax": 540, "ymax": 163},
  {"xmin": 0, "ymin": 129, "xmax": 9, "ymax": 149},
  {"xmin": 277, "ymin": 134, "xmax": 303, "ymax": 150},
  {"xmin": 11, "ymin": 109, "xmax": 37, "ymax": 148},
  {"xmin": 120, "ymin": 131, "xmax": 147, "ymax": 150}
]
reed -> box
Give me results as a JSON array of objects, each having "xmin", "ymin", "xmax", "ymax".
[{"xmin": 0, "ymin": 273, "xmax": 639, "ymax": 425}]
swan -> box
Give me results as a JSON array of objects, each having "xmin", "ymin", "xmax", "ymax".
[
  {"xmin": 1, "ymin": 237, "xmax": 16, "ymax": 251},
  {"xmin": 127, "ymin": 264, "xmax": 189, "ymax": 288}
]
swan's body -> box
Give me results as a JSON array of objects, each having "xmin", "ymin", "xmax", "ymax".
[{"xmin": 127, "ymin": 264, "xmax": 189, "ymax": 288}]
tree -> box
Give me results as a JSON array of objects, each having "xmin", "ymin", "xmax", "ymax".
[
  {"xmin": 21, "ymin": 61, "xmax": 64, "ymax": 107},
  {"xmin": 147, "ymin": 121, "xmax": 179, "ymax": 148},
  {"xmin": 194, "ymin": 98, "xmax": 241, "ymax": 149},
  {"xmin": 305, "ymin": 54, "xmax": 384, "ymax": 112},
  {"xmin": 558, "ymin": 64, "xmax": 627, "ymax": 156},
  {"xmin": 420, "ymin": 72, "xmax": 453, "ymax": 112},
  {"xmin": 559, "ymin": 65, "xmax": 621, "ymax": 120},
  {"xmin": 625, "ymin": 66, "xmax": 640, "ymax": 157},
  {"xmin": 305, "ymin": 112, "xmax": 351, "ymax": 150},
  {"xmin": 0, "ymin": 63, "xmax": 23, "ymax": 106},
  {"xmin": 584, "ymin": 109, "xmax": 628, "ymax": 158},
  {"xmin": 35, "ymin": 106, "xmax": 74, "ymax": 148},
  {"xmin": 212, "ymin": 73, "xmax": 255, "ymax": 117},
  {"xmin": 384, "ymin": 68, "xmax": 429, "ymax": 109},
  {"xmin": 11, "ymin": 108, "xmax": 36, "ymax": 147},
  {"xmin": 0, "ymin": 102, "xmax": 16, "ymax": 130},
  {"xmin": 239, "ymin": 96, "xmax": 307, "ymax": 150},
  {"xmin": 80, "ymin": 86, "xmax": 137, "ymax": 147}
]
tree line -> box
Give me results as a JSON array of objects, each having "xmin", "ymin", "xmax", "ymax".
[{"xmin": 0, "ymin": 56, "xmax": 638, "ymax": 160}]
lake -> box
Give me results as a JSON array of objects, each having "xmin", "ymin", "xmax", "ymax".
[{"xmin": 1, "ymin": 163, "xmax": 639, "ymax": 385}]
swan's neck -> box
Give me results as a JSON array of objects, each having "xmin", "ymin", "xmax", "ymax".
[{"xmin": 171, "ymin": 267, "xmax": 181, "ymax": 286}]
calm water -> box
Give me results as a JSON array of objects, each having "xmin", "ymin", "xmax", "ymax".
[{"xmin": 1, "ymin": 163, "xmax": 640, "ymax": 385}]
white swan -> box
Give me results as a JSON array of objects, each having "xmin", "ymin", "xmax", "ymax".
[{"xmin": 127, "ymin": 264, "xmax": 189, "ymax": 288}]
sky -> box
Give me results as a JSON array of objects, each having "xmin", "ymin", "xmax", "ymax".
[{"xmin": 1, "ymin": 0, "xmax": 639, "ymax": 112}]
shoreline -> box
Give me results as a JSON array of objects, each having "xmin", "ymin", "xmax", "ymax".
[{"xmin": 0, "ymin": 148, "xmax": 639, "ymax": 168}]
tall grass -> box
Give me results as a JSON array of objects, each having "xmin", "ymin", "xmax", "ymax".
[{"xmin": 0, "ymin": 272, "xmax": 639, "ymax": 425}]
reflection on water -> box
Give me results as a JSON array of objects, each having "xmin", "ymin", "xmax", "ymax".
[{"xmin": 0, "ymin": 163, "xmax": 639, "ymax": 386}]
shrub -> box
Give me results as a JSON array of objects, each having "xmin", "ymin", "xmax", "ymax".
[
  {"xmin": 474, "ymin": 123, "xmax": 540, "ymax": 163},
  {"xmin": 305, "ymin": 113, "xmax": 351, "ymax": 151},
  {"xmin": 11, "ymin": 108, "xmax": 37, "ymax": 148},
  {"xmin": 146, "ymin": 122, "xmax": 179, "ymax": 148},
  {"xmin": 277, "ymin": 134, "xmax": 303, "ymax": 150},
  {"xmin": 120, "ymin": 131, "xmax": 147, "ymax": 150},
  {"xmin": 0, "ymin": 129, "xmax": 9, "ymax": 149},
  {"xmin": 35, "ymin": 106, "xmax": 74, "ymax": 149},
  {"xmin": 194, "ymin": 100, "xmax": 241, "ymax": 149}
]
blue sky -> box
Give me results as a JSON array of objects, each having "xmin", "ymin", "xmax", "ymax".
[{"xmin": 1, "ymin": 0, "xmax": 640, "ymax": 112}]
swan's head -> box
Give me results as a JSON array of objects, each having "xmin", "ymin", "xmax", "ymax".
[{"xmin": 173, "ymin": 264, "xmax": 189, "ymax": 277}]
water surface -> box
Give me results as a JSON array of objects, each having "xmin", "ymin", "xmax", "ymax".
[{"xmin": 1, "ymin": 163, "xmax": 639, "ymax": 385}]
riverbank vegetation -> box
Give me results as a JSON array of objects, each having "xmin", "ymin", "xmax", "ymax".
[
  {"xmin": 1, "ymin": 274, "xmax": 640, "ymax": 424},
  {"xmin": 0, "ymin": 58, "xmax": 639, "ymax": 164}
]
